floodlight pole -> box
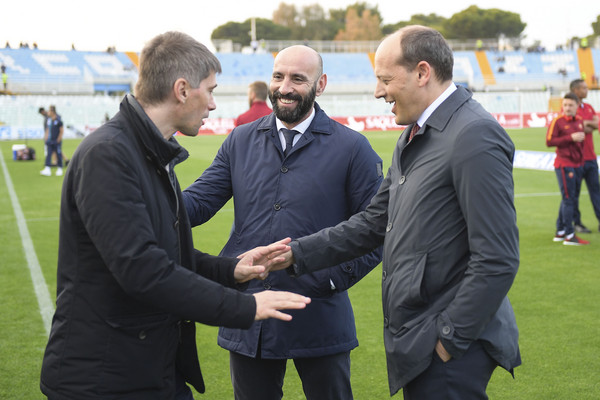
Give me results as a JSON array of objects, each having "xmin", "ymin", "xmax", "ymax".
[{"xmin": 250, "ymin": 18, "xmax": 257, "ymax": 43}]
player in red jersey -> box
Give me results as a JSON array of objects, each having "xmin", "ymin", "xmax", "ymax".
[
  {"xmin": 234, "ymin": 81, "xmax": 272, "ymax": 127},
  {"xmin": 546, "ymin": 92, "xmax": 589, "ymax": 245},
  {"xmin": 570, "ymin": 79, "xmax": 600, "ymax": 233}
]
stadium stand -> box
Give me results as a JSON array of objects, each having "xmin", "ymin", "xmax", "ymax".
[
  {"xmin": 212, "ymin": 53, "xmax": 274, "ymax": 93},
  {"xmin": 1, "ymin": 46, "xmax": 599, "ymax": 139},
  {"xmin": 321, "ymin": 53, "xmax": 376, "ymax": 93},
  {"xmin": 485, "ymin": 50, "xmax": 582, "ymax": 90},
  {"xmin": 2, "ymin": 47, "xmax": 599, "ymax": 94},
  {"xmin": 453, "ymin": 51, "xmax": 485, "ymax": 88},
  {"xmin": 0, "ymin": 48, "xmax": 137, "ymax": 95}
]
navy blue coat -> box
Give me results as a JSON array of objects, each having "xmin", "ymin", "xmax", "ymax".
[{"xmin": 183, "ymin": 103, "xmax": 383, "ymax": 358}]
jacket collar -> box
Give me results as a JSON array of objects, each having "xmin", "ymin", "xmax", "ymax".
[
  {"xmin": 422, "ymin": 85, "xmax": 472, "ymax": 133},
  {"xmin": 122, "ymin": 94, "xmax": 188, "ymax": 168}
]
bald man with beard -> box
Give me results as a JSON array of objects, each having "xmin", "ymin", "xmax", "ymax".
[{"xmin": 183, "ymin": 45, "xmax": 383, "ymax": 399}]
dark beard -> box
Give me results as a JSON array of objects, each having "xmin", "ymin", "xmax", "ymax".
[{"xmin": 269, "ymin": 83, "xmax": 316, "ymax": 124}]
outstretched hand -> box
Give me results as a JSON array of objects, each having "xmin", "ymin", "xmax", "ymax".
[
  {"xmin": 253, "ymin": 290, "xmax": 311, "ymax": 321},
  {"xmin": 234, "ymin": 238, "xmax": 293, "ymax": 283}
]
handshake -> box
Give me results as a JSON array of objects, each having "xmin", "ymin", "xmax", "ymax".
[{"xmin": 233, "ymin": 238, "xmax": 306, "ymax": 322}]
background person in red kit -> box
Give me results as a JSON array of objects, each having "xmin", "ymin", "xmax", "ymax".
[
  {"xmin": 546, "ymin": 92, "xmax": 589, "ymax": 245},
  {"xmin": 569, "ymin": 79, "xmax": 600, "ymax": 234},
  {"xmin": 234, "ymin": 81, "xmax": 272, "ymax": 126}
]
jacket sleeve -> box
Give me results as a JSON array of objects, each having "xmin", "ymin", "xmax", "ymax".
[
  {"xmin": 194, "ymin": 250, "xmax": 240, "ymax": 287},
  {"xmin": 327, "ymin": 134, "xmax": 384, "ymax": 291},
  {"xmin": 291, "ymin": 161, "xmax": 390, "ymax": 275},
  {"xmin": 439, "ymin": 119, "xmax": 519, "ymax": 358},
  {"xmin": 74, "ymin": 138, "xmax": 255, "ymax": 329},
  {"xmin": 182, "ymin": 135, "xmax": 234, "ymax": 227}
]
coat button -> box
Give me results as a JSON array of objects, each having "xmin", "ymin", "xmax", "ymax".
[
  {"xmin": 382, "ymin": 270, "xmax": 387, "ymax": 280},
  {"xmin": 280, "ymin": 166, "xmax": 289, "ymax": 173},
  {"xmin": 383, "ymin": 317, "xmax": 389, "ymax": 327},
  {"xmin": 274, "ymin": 203, "xmax": 281, "ymax": 211},
  {"xmin": 138, "ymin": 330, "xmax": 147, "ymax": 340},
  {"xmin": 442, "ymin": 326, "xmax": 451, "ymax": 336},
  {"xmin": 263, "ymin": 282, "xmax": 271, "ymax": 290},
  {"xmin": 386, "ymin": 222, "xmax": 392, "ymax": 232},
  {"xmin": 399, "ymin": 176, "xmax": 406, "ymax": 184}
]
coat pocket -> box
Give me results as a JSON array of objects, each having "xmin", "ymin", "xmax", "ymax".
[
  {"xmin": 100, "ymin": 313, "xmax": 177, "ymax": 394},
  {"xmin": 385, "ymin": 251, "xmax": 428, "ymax": 335}
]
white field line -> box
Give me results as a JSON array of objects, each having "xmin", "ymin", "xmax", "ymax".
[{"xmin": 0, "ymin": 150, "xmax": 54, "ymax": 336}]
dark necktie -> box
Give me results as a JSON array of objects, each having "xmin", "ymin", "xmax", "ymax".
[
  {"xmin": 282, "ymin": 128, "xmax": 298, "ymax": 156},
  {"xmin": 408, "ymin": 123, "xmax": 420, "ymax": 142}
]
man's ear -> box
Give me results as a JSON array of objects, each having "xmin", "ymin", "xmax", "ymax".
[
  {"xmin": 416, "ymin": 61, "xmax": 431, "ymax": 86},
  {"xmin": 315, "ymin": 73, "xmax": 327, "ymax": 97},
  {"xmin": 174, "ymin": 78, "xmax": 188, "ymax": 104}
]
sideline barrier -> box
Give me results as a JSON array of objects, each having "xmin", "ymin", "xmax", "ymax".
[
  {"xmin": 2, "ymin": 111, "xmax": 599, "ymax": 140},
  {"xmin": 195, "ymin": 112, "xmax": 595, "ymax": 135},
  {"xmin": 514, "ymin": 150, "xmax": 600, "ymax": 172}
]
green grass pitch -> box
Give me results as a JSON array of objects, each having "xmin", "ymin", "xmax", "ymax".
[{"xmin": 1, "ymin": 127, "xmax": 599, "ymax": 398}]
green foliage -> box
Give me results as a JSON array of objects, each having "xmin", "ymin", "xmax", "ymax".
[
  {"xmin": 592, "ymin": 15, "xmax": 600, "ymax": 36},
  {"xmin": 382, "ymin": 13, "xmax": 447, "ymax": 36},
  {"xmin": 212, "ymin": 2, "xmax": 546, "ymax": 43},
  {"xmin": 211, "ymin": 18, "xmax": 291, "ymax": 46},
  {"xmin": 2, "ymin": 128, "xmax": 600, "ymax": 398},
  {"xmin": 346, "ymin": 2, "xmax": 382, "ymax": 24},
  {"xmin": 211, "ymin": 21, "xmax": 246, "ymax": 43},
  {"xmin": 291, "ymin": 4, "xmax": 336, "ymax": 41},
  {"xmin": 443, "ymin": 6, "xmax": 526, "ymax": 39},
  {"xmin": 213, "ymin": 1, "xmax": 383, "ymax": 43}
]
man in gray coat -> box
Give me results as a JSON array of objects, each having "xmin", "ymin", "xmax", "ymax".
[{"xmin": 279, "ymin": 26, "xmax": 521, "ymax": 399}]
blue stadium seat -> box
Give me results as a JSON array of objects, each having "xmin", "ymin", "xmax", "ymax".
[
  {"xmin": 1, "ymin": 47, "xmax": 599, "ymax": 94},
  {"xmin": 215, "ymin": 53, "xmax": 274, "ymax": 85},
  {"xmin": 321, "ymin": 53, "xmax": 375, "ymax": 84},
  {"xmin": 0, "ymin": 48, "xmax": 137, "ymax": 93}
]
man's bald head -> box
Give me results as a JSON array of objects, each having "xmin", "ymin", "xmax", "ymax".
[{"xmin": 274, "ymin": 45, "xmax": 323, "ymax": 80}]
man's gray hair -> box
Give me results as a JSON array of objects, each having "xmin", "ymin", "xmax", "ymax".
[{"xmin": 134, "ymin": 31, "xmax": 221, "ymax": 105}]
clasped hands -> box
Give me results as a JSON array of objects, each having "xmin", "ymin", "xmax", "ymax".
[
  {"xmin": 235, "ymin": 239, "xmax": 454, "ymax": 359},
  {"xmin": 234, "ymin": 238, "xmax": 307, "ymax": 321},
  {"xmin": 234, "ymin": 237, "xmax": 295, "ymax": 283}
]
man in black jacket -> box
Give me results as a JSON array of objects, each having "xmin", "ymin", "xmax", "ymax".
[{"xmin": 40, "ymin": 31, "xmax": 310, "ymax": 400}]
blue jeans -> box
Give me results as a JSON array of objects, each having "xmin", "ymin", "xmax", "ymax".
[
  {"xmin": 574, "ymin": 159, "xmax": 600, "ymax": 225},
  {"xmin": 555, "ymin": 166, "xmax": 583, "ymax": 235}
]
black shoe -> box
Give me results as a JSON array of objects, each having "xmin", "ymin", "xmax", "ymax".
[{"xmin": 574, "ymin": 224, "xmax": 591, "ymax": 234}]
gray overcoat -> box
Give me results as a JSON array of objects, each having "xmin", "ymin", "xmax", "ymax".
[{"xmin": 291, "ymin": 86, "xmax": 521, "ymax": 395}]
